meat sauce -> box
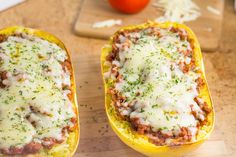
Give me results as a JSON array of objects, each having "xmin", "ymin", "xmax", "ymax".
[
  {"xmin": 105, "ymin": 26, "xmax": 211, "ymax": 146},
  {"xmin": 0, "ymin": 34, "xmax": 76, "ymax": 155}
]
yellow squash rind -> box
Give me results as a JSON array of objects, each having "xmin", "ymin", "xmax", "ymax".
[
  {"xmin": 0, "ymin": 26, "xmax": 80, "ymax": 157},
  {"xmin": 101, "ymin": 22, "xmax": 214, "ymax": 157}
]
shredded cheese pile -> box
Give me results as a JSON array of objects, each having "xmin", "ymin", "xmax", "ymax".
[
  {"xmin": 153, "ymin": 0, "xmax": 201, "ymax": 23},
  {"xmin": 92, "ymin": 19, "xmax": 122, "ymax": 28}
]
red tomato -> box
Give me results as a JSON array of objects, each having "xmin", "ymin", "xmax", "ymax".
[{"xmin": 108, "ymin": 0, "xmax": 150, "ymax": 14}]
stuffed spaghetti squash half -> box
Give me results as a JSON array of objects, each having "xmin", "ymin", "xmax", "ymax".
[
  {"xmin": 0, "ymin": 26, "xmax": 79, "ymax": 157},
  {"xmin": 101, "ymin": 22, "xmax": 214, "ymax": 157}
]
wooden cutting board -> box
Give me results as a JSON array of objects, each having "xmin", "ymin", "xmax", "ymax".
[
  {"xmin": 73, "ymin": 53, "xmax": 230, "ymax": 157},
  {"xmin": 74, "ymin": 0, "xmax": 224, "ymax": 51}
]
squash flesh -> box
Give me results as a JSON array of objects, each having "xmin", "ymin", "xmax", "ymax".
[
  {"xmin": 0, "ymin": 26, "xmax": 79, "ymax": 157},
  {"xmin": 101, "ymin": 22, "xmax": 214, "ymax": 157}
]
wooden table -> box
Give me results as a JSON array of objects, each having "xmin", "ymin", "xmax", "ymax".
[{"xmin": 0, "ymin": 0, "xmax": 235, "ymax": 156}]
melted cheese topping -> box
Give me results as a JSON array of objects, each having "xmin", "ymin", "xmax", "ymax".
[
  {"xmin": 0, "ymin": 35, "xmax": 75, "ymax": 149},
  {"xmin": 108, "ymin": 28, "xmax": 204, "ymax": 139}
]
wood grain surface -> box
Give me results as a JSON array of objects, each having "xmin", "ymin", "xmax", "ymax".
[
  {"xmin": 0, "ymin": 0, "xmax": 235, "ymax": 156},
  {"xmin": 74, "ymin": 0, "xmax": 224, "ymax": 51}
]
